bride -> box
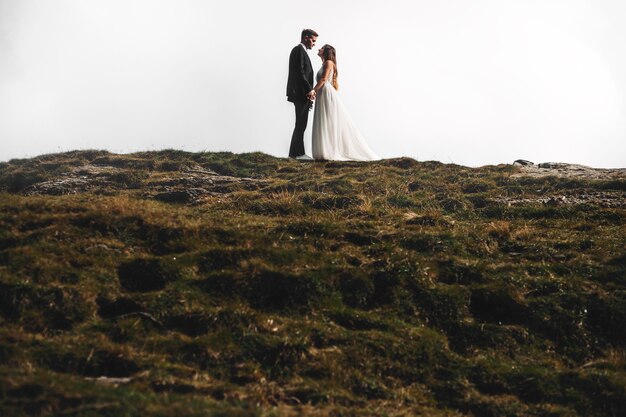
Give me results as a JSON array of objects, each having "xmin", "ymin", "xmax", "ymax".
[{"xmin": 311, "ymin": 44, "xmax": 380, "ymax": 161}]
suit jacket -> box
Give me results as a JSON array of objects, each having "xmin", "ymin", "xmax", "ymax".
[{"xmin": 286, "ymin": 44, "xmax": 314, "ymax": 103}]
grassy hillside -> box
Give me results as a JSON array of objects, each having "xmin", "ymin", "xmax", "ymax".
[{"xmin": 1, "ymin": 150, "xmax": 625, "ymax": 416}]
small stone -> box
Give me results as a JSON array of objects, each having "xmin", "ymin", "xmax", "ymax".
[{"xmin": 513, "ymin": 159, "xmax": 535, "ymax": 166}]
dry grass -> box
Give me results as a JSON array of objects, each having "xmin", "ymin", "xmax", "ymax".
[{"xmin": 0, "ymin": 150, "xmax": 625, "ymax": 416}]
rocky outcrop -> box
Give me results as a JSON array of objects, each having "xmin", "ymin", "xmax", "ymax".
[
  {"xmin": 491, "ymin": 161, "xmax": 626, "ymax": 207},
  {"xmin": 491, "ymin": 191, "xmax": 626, "ymax": 208},
  {"xmin": 512, "ymin": 160, "xmax": 626, "ymax": 180},
  {"xmin": 147, "ymin": 165, "xmax": 264, "ymax": 203},
  {"xmin": 24, "ymin": 163, "xmax": 266, "ymax": 203},
  {"xmin": 24, "ymin": 164, "xmax": 126, "ymax": 195}
]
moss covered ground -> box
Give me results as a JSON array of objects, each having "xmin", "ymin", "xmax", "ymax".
[{"xmin": 0, "ymin": 150, "xmax": 625, "ymax": 416}]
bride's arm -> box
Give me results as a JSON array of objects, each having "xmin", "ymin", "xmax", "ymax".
[{"xmin": 313, "ymin": 61, "xmax": 333, "ymax": 93}]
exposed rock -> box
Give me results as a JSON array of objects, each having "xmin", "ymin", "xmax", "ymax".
[
  {"xmin": 513, "ymin": 159, "xmax": 535, "ymax": 166},
  {"xmin": 512, "ymin": 161, "xmax": 626, "ymax": 180},
  {"xmin": 23, "ymin": 162, "xmax": 266, "ymax": 203},
  {"xmin": 84, "ymin": 376, "xmax": 134, "ymax": 386},
  {"xmin": 490, "ymin": 191, "xmax": 626, "ymax": 208},
  {"xmin": 490, "ymin": 161, "xmax": 626, "ymax": 207},
  {"xmin": 146, "ymin": 165, "xmax": 265, "ymax": 203},
  {"xmin": 24, "ymin": 165, "xmax": 124, "ymax": 195}
]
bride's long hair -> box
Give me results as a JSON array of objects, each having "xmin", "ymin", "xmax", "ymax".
[{"xmin": 322, "ymin": 44, "xmax": 339, "ymax": 90}]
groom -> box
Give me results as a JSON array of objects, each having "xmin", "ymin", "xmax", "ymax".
[{"xmin": 286, "ymin": 29, "xmax": 318, "ymax": 159}]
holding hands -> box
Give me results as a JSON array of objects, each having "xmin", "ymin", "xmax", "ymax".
[{"xmin": 307, "ymin": 89, "xmax": 316, "ymax": 101}]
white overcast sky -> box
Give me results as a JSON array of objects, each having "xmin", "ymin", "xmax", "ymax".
[{"xmin": 1, "ymin": 0, "xmax": 625, "ymax": 167}]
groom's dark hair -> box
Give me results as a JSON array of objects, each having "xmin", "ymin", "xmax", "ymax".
[{"xmin": 301, "ymin": 29, "xmax": 318, "ymax": 41}]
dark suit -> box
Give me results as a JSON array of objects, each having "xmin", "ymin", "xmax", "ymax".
[{"xmin": 286, "ymin": 44, "xmax": 314, "ymax": 157}]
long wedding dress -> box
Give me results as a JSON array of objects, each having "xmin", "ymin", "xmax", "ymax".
[{"xmin": 311, "ymin": 66, "xmax": 379, "ymax": 161}]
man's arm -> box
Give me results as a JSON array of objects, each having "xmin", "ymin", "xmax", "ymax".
[{"xmin": 296, "ymin": 47, "xmax": 314, "ymax": 94}]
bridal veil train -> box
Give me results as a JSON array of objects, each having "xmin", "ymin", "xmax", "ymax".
[{"xmin": 311, "ymin": 45, "xmax": 379, "ymax": 161}]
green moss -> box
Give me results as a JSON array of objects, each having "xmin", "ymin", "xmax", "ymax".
[{"xmin": 0, "ymin": 150, "xmax": 624, "ymax": 416}]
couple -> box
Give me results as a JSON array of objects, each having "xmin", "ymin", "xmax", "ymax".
[{"xmin": 287, "ymin": 29, "xmax": 379, "ymax": 161}]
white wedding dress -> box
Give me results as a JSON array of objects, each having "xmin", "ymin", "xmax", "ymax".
[{"xmin": 312, "ymin": 66, "xmax": 380, "ymax": 161}]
